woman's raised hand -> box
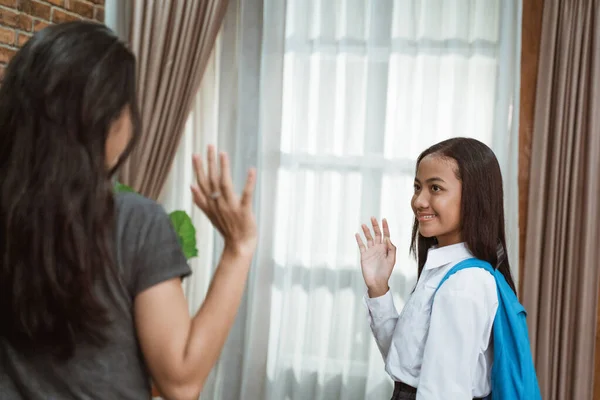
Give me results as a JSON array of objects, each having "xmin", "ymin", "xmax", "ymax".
[{"xmin": 191, "ymin": 145, "xmax": 257, "ymax": 256}]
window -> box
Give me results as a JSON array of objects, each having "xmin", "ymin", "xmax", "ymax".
[{"xmin": 261, "ymin": 1, "xmax": 519, "ymax": 398}]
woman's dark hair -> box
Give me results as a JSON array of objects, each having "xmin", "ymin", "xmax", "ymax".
[
  {"xmin": 0, "ymin": 22, "xmax": 140, "ymax": 358},
  {"xmin": 409, "ymin": 137, "xmax": 517, "ymax": 294}
]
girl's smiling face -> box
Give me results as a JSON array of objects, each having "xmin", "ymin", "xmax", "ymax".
[{"xmin": 411, "ymin": 154, "xmax": 462, "ymax": 247}]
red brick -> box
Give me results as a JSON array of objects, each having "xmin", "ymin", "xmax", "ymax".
[
  {"xmin": 0, "ymin": 27, "xmax": 15, "ymax": 45},
  {"xmin": 66, "ymin": 0, "xmax": 93, "ymax": 19},
  {"xmin": 17, "ymin": 32, "xmax": 31, "ymax": 46},
  {"xmin": 0, "ymin": 0, "xmax": 18, "ymax": 7},
  {"xmin": 17, "ymin": 14, "xmax": 32, "ymax": 31},
  {"xmin": 51, "ymin": 8, "xmax": 80, "ymax": 23},
  {"xmin": 0, "ymin": 46, "xmax": 16, "ymax": 64},
  {"xmin": 16, "ymin": 0, "xmax": 30, "ymax": 12},
  {"xmin": 0, "ymin": 8, "xmax": 21, "ymax": 28},
  {"xmin": 93, "ymin": 6, "xmax": 103, "ymax": 22},
  {"xmin": 33, "ymin": 18, "xmax": 49, "ymax": 31},
  {"xmin": 88, "ymin": 0, "xmax": 103, "ymax": 4},
  {"xmin": 0, "ymin": 64, "xmax": 5, "ymax": 81},
  {"xmin": 45, "ymin": 0, "xmax": 63, "ymax": 5},
  {"xmin": 29, "ymin": 1, "xmax": 51, "ymax": 20}
]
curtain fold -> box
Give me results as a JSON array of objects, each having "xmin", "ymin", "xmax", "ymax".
[
  {"xmin": 517, "ymin": 0, "xmax": 544, "ymax": 294},
  {"xmin": 521, "ymin": 1, "xmax": 600, "ymax": 399},
  {"xmin": 119, "ymin": 0, "xmax": 229, "ymax": 199}
]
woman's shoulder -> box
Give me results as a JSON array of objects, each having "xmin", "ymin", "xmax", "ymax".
[
  {"xmin": 115, "ymin": 192, "xmax": 167, "ymax": 218},
  {"xmin": 113, "ymin": 192, "xmax": 174, "ymax": 241}
]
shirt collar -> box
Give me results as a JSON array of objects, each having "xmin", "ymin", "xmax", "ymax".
[{"xmin": 423, "ymin": 242, "xmax": 473, "ymax": 271}]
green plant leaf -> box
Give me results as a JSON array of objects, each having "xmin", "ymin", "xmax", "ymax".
[
  {"xmin": 114, "ymin": 181, "xmax": 136, "ymax": 193},
  {"xmin": 169, "ymin": 210, "xmax": 198, "ymax": 260}
]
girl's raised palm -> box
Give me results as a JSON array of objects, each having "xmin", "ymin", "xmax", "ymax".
[{"xmin": 355, "ymin": 217, "xmax": 396, "ymax": 297}]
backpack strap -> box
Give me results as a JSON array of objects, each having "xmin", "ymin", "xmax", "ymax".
[
  {"xmin": 434, "ymin": 258, "xmax": 541, "ymax": 400},
  {"xmin": 435, "ymin": 258, "xmax": 495, "ymax": 294}
]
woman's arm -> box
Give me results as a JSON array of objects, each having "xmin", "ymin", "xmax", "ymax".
[
  {"xmin": 134, "ymin": 147, "xmax": 257, "ymax": 400},
  {"xmin": 134, "ymin": 246, "xmax": 253, "ymax": 400}
]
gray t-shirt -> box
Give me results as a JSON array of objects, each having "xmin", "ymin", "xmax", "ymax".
[{"xmin": 0, "ymin": 192, "xmax": 192, "ymax": 399}]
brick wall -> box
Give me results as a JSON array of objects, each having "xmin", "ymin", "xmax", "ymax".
[{"xmin": 0, "ymin": 0, "xmax": 105, "ymax": 79}]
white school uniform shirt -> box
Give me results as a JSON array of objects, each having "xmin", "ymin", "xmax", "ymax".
[{"xmin": 364, "ymin": 242, "xmax": 498, "ymax": 399}]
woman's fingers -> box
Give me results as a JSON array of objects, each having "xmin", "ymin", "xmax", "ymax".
[
  {"xmin": 218, "ymin": 152, "xmax": 235, "ymax": 202},
  {"xmin": 194, "ymin": 147, "xmax": 254, "ymax": 208},
  {"xmin": 192, "ymin": 154, "xmax": 210, "ymax": 195},
  {"xmin": 206, "ymin": 145, "xmax": 219, "ymax": 194},
  {"xmin": 191, "ymin": 148, "xmax": 256, "ymax": 218},
  {"xmin": 191, "ymin": 148, "xmax": 258, "ymax": 248},
  {"xmin": 191, "ymin": 184, "xmax": 208, "ymax": 210},
  {"xmin": 241, "ymin": 168, "xmax": 257, "ymax": 209}
]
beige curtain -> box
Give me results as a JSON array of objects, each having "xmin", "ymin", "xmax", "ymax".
[
  {"xmin": 517, "ymin": 0, "xmax": 544, "ymax": 292},
  {"xmin": 119, "ymin": 0, "xmax": 229, "ymax": 199},
  {"xmin": 521, "ymin": 1, "xmax": 600, "ymax": 399}
]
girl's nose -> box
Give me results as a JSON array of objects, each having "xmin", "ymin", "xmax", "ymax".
[{"xmin": 413, "ymin": 191, "xmax": 429, "ymax": 209}]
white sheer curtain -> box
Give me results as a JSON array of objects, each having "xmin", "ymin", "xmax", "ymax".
[{"xmin": 160, "ymin": 0, "xmax": 522, "ymax": 399}]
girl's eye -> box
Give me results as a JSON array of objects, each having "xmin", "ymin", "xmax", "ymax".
[
  {"xmin": 413, "ymin": 184, "xmax": 421, "ymax": 192},
  {"xmin": 431, "ymin": 185, "xmax": 441, "ymax": 192}
]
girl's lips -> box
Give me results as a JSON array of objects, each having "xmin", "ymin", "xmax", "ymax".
[{"xmin": 417, "ymin": 214, "xmax": 437, "ymax": 222}]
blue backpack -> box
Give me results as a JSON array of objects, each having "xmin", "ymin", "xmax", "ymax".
[{"xmin": 435, "ymin": 258, "xmax": 542, "ymax": 400}]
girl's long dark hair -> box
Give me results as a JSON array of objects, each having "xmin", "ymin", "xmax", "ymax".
[
  {"xmin": 0, "ymin": 22, "xmax": 140, "ymax": 358},
  {"xmin": 409, "ymin": 138, "xmax": 517, "ymax": 294}
]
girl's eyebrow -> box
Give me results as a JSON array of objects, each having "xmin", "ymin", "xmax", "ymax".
[{"xmin": 414, "ymin": 177, "xmax": 446, "ymax": 184}]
